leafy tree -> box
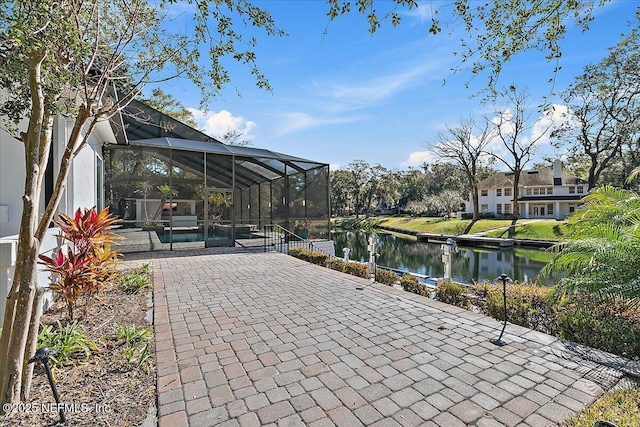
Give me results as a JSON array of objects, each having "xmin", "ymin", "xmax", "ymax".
[
  {"xmin": 437, "ymin": 190, "xmax": 465, "ymax": 217},
  {"xmin": 139, "ymin": 88, "xmax": 199, "ymax": 129},
  {"xmin": 405, "ymin": 197, "xmax": 440, "ymax": 217},
  {"xmin": 422, "ymin": 162, "xmax": 468, "ymax": 196},
  {"xmin": 0, "ymin": 0, "xmax": 283, "ymax": 407},
  {"xmin": 377, "ymin": 169, "xmax": 402, "ymax": 213},
  {"xmin": 327, "ymin": 0, "xmax": 609, "ymax": 94},
  {"xmin": 343, "ymin": 160, "xmax": 371, "ymax": 217},
  {"xmin": 217, "ymin": 128, "xmax": 252, "ymax": 147},
  {"xmin": 490, "ymin": 87, "xmax": 551, "ymax": 220},
  {"xmin": 551, "ymin": 29, "xmax": 640, "ymax": 190},
  {"xmin": 330, "ymin": 169, "xmax": 351, "ymax": 216},
  {"xmin": 398, "ymin": 168, "xmax": 429, "ymax": 208},
  {"xmin": 428, "ymin": 116, "xmax": 495, "ymax": 220}
]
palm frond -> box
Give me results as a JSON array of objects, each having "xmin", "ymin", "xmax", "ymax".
[{"xmin": 545, "ymin": 187, "xmax": 640, "ymax": 306}]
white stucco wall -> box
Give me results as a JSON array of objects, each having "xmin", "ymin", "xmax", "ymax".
[
  {"xmin": 0, "ymin": 120, "xmax": 28, "ymax": 237},
  {"xmin": 1, "ymin": 115, "xmax": 102, "ymax": 238},
  {"xmin": 0, "ymin": 111, "xmax": 104, "ymax": 327}
]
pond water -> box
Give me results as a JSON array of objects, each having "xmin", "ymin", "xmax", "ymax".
[{"xmin": 331, "ymin": 232, "xmax": 556, "ymax": 285}]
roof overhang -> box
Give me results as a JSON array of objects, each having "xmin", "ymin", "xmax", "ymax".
[{"xmin": 517, "ymin": 195, "xmax": 584, "ymax": 202}]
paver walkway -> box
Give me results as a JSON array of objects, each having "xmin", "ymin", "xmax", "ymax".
[{"xmin": 134, "ymin": 248, "xmax": 637, "ymax": 427}]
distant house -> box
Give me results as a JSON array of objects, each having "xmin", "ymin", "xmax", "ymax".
[{"xmin": 464, "ymin": 160, "xmax": 588, "ymax": 220}]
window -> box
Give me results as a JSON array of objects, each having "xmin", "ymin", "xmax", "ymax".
[
  {"xmin": 496, "ymin": 204, "xmax": 502, "ymax": 214},
  {"xmin": 533, "ymin": 188, "xmax": 540, "ymax": 195},
  {"xmin": 569, "ymin": 204, "xmax": 576, "ymax": 213},
  {"xmin": 481, "ymin": 189, "xmax": 488, "ymax": 197},
  {"xmin": 569, "ymin": 186, "xmax": 575, "ymax": 194},
  {"xmin": 481, "ymin": 204, "xmax": 489, "ymax": 213},
  {"xmin": 547, "ymin": 204, "xmax": 554, "ymax": 215},
  {"xmin": 504, "ymin": 188, "xmax": 512, "ymax": 197},
  {"xmin": 525, "ymin": 188, "xmax": 532, "ymax": 196},
  {"xmin": 577, "ymin": 186, "xmax": 584, "ymax": 194},
  {"xmin": 504, "ymin": 203, "xmax": 512, "ymax": 214},
  {"xmin": 546, "ymin": 187, "xmax": 553, "ymax": 195},
  {"xmin": 496, "ymin": 188, "xmax": 502, "ymax": 197}
]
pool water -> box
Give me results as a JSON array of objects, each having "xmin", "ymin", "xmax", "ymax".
[{"xmin": 156, "ymin": 232, "xmax": 204, "ymax": 243}]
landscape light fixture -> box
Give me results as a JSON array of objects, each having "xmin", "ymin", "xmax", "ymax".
[
  {"xmin": 490, "ymin": 273, "xmax": 512, "ymax": 347},
  {"xmin": 28, "ymin": 347, "xmax": 67, "ymax": 425}
]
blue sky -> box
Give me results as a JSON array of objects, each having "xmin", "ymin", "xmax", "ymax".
[{"xmin": 156, "ymin": 1, "xmax": 637, "ymax": 171}]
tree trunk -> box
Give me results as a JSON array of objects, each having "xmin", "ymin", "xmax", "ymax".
[
  {"xmin": 512, "ymin": 175, "xmax": 520, "ymax": 221},
  {"xmin": 0, "ymin": 245, "xmax": 38, "ymax": 408},
  {"xmin": 0, "ymin": 50, "xmax": 47, "ymax": 409},
  {"xmin": 471, "ymin": 186, "xmax": 480, "ymax": 221},
  {"xmin": 21, "ymin": 286, "xmax": 44, "ymax": 400},
  {"xmin": 0, "ymin": 50, "xmax": 92, "ymax": 409}
]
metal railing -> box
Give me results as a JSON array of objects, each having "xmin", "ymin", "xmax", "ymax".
[{"xmin": 262, "ymin": 224, "xmax": 335, "ymax": 259}]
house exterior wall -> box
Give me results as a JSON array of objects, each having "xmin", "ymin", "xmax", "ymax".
[
  {"xmin": 465, "ymin": 168, "xmax": 585, "ymax": 220},
  {"xmin": 0, "ymin": 115, "xmax": 102, "ymax": 238},
  {"xmin": 0, "ymin": 117, "xmax": 28, "ymax": 238},
  {"xmin": 0, "ymin": 111, "xmax": 103, "ymax": 329}
]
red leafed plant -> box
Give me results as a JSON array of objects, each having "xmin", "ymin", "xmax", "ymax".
[{"xmin": 39, "ymin": 207, "xmax": 121, "ymax": 319}]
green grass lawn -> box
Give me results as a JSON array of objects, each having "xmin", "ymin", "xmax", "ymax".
[
  {"xmin": 484, "ymin": 219, "xmax": 573, "ymax": 242},
  {"xmin": 564, "ymin": 387, "xmax": 640, "ymax": 427},
  {"xmin": 332, "ymin": 216, "xmax": 574, "ymax": 242},
  {"xmin": 375, "ymin": 217, "xmax": 515, "ymax": 235}
]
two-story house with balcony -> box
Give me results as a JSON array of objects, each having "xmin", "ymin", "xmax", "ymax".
[{"xmin": 464, "ymin": 160, "xmax": 588, "ymax": 220}]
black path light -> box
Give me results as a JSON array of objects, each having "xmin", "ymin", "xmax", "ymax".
[
  {"xmin": 490, "ymin": 273, "xmax": 512, "ymax": 347},
  {"xmin": 28, "ymin": 347, "xmax": 67, "ymax": 425}
]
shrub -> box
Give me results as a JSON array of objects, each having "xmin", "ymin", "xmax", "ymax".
[
  {"xmin": 436, "ymin": 280, "xmax": 471, "ymax": 309},
  {"xmin": 118, "ymin": 270, "xmax": 151, "ymax": 294},
  {"xmin": 117, "ymin": 324, "xmax": 154, "ymax": 370},
  {"xmin": 344, "ymin": 262, "xmax": 370, "ymax": 279},
  {"xmin": 288, "ymin": 247, "xmax": 310, "ymax": 260},
  {"xmin": 38, "ymin": 207, "xmax": 121, "ymax": 319},
  {"xmin": 326, "ymin": 258, "xmax": 346, "ymax": 272},
  {"xmin": 556, "ymin": 293, "xmax": 640, "ymax": 360},
  {"xmin": 37, "ymin": 321, "xmax": 99, "ymax": 372},
  {"xmin": 309, "ymin": 251, "xmax": 329, "ymax": 267},
  {"xmin": 473, "ymin": 281, "xmax": 557, "ymax": 335},
  {"xmin": 137, "ymin": 262, "xmax": 151, "ymax": 274},
  {"xmin": 375, "ymin": 268, "xmax": 400, "ymax": 286},
  {"xmin": 288, "ymin": 247, "xmax": 329, "ymax": 266},
  {"xmin": 401, "ymin": 274, "xmax": 430, "ymax": 297}
]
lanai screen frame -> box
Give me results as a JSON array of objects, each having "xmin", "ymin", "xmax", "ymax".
[{"xmin": 103, "ymin": 136, "xmax": 330, "ymax": 248}]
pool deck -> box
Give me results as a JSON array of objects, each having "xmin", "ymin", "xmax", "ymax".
[{"xmin": 125, "ymin": 248, "xmax": 639, "ymax": 427}]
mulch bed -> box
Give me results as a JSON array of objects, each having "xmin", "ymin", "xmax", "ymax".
[{"xmin": 0, "ymin": 270, "xmax": 156, "ymax": 427}]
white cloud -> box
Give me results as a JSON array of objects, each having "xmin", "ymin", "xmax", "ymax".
[
  {"xmin": 402, "ymin": 150, "xmax": 438, "ymax": 167},
  {"xmin": 319, "ymin": 62, "xmax": 443, "ymax": 111},
  {"xmin": 188, "ymin": 109, "xmax": 256, "ymax": 140},
  {"xmin": 275, "ymin": 111, "xmax": 362, "ymax": 136}
]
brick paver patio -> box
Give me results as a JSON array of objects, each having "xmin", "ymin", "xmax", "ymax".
[{"xmin": 133, "ymin": 248, "xmax": 637, "ymax": 427}]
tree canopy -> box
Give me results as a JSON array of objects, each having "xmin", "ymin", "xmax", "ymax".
[{"xmin": 327, "ymin": 0, "xmax": 617, "ymax": 94}]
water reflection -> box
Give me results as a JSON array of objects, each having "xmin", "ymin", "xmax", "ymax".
[{"xmin": 331, "ymin": 232, "xmax": 555, "ymax": 285}]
